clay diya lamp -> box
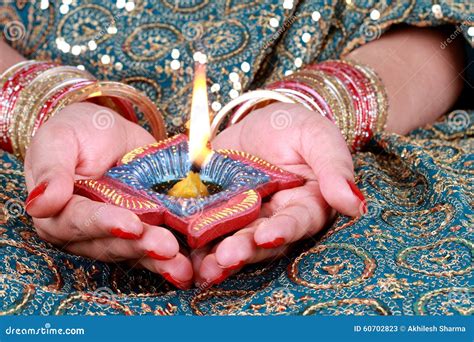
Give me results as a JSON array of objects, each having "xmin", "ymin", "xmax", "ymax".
[{"xmin": 74, "ymin": 63, "xmax": 305, "ymax": 248}]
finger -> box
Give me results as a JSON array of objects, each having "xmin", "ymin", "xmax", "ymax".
[
  {"xmin": 190, "ymin": 245, "xmax": 212, "ymax": 279},
  {"xmin": 24, "ymin": 123, "xmax": 77, "ymax": 218},
  {"xmin": 214, "ymin": 103, "xmax": 365, "ymax": 217},
  {"xmin": 253, "ymin": 182, "xmax": 333, "ymax": 248},
  {"xmin": 298, "ymin": 113, "xmax": 364, "ymax": 217},
  {"xmin": 200, "ymin": 238, "xmax": 287, "ymax": 286},
  {"xmin": 206, "ymin": 219, "xmax": 268, "ymax": 272},
  {"xmin": 139, "ymin": 224, "xmax": 179, "ymax": 260},
  {"xmin": 64, "ymin": 224, "xmax": 179, "ymax": 261},
  {"xmin": 214, "ymin": 230, "xmax": 257, "ymax": 270},
  {"xmin": 138, "ymin": 253, "xmax": 194, "ymax": 290},
  {"xmin": 198, "ymin": 253, "xmax": 231, "ymax": 286},
  {"xmin": 215, "ymin": 225, "xmax": 290, "ymax": 269},
  {"xmin": 194, "ymin": 219, "xmax": 274, "ymax": 285},
  {"xmin": 33, "ymin": 195, "xmax": 144, "ymax": 243}
]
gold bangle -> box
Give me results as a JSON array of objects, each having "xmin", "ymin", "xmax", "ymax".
[
  {"xmin": 51, "ymin": 81, "xmax": 167, "ymax": 138},
  {"xmin": 308, "ymin": 69, "xmax": 356, "ymax": 145},
  {"xmin": 17, "ymin": 81, "xmax": 166, "ymax": 159},
  {"xmin": 11, "ymin": 67, "xmax": 93, "ymax": 157},
  {"xmin": 286, "ymin": 72, "xmax": 352, "ymax": 143},
  {"xmin": 354, "ymin": 64, "xmax": 388, "ymax": 133},
  {"xmin": 340, "ymin": 58, "xmax": 389, "ymax": 133},
  {"xmin": 21, "ymin": 77, "xmax": 94, "ymax": 157},
  {"xmin": 21, "ymin": 71, "xmax": 95, "ymax": 157},
  {"xmin": 229, "ymin": 97, "xmax": 280, "ymax": 125}
]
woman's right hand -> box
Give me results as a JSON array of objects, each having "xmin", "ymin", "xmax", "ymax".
[{"xmin": 24, "ymin": 102, "xmax": 193, "ymax": 289}]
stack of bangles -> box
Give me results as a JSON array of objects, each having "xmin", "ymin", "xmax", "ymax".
[
  {"xmin": 211, "ymin": 59, "xmax": 388, "ymax": 152},
  {"xmin": 0, "ymin": 60, "xmax": 166, "ymax": 159}
]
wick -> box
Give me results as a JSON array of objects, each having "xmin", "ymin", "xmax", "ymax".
[{"xmin": 190, "ymin": 163, "xmax": 201, "ymax": 174}]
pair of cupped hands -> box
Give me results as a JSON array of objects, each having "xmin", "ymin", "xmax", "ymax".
[{"xmin": 24, "ymin": 101, "xmax": 366, "ymax": 289}]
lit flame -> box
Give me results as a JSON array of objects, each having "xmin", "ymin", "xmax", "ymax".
[{"xmin": 188, "ymin": 61, "xmax": 212, "ymax": 168}]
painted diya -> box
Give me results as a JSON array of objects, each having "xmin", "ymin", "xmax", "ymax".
[{"xmin": 74, "ymin": 63, "xmax": 304, "ymax": 248}]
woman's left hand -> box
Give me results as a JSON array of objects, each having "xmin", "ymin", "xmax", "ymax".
[{"xmin": 193, "ymin": 102, "xmax": 367, "ymax": 287}]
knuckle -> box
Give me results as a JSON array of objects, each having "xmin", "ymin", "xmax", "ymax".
[
  {"xmin": 34, "ymin": 227, "xmax": 49, "ymax": 241},
  {"xmin": 66, "ymin": 199, "xmax": 95, "ymax": 237},
  {"xmin": 103, "ymin": 244, "xmax": 122, "ymax": 260},
  {"xmin": 33, "ymin": 221, "xmax": 62, "ymax": 245}
]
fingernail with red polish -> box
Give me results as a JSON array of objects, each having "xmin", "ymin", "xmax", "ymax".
[
  {"xmin": 217, "ymin": 260, "xmax": 245, "ymax": 271},
  {"xmin": 25, "ymin": 181, "xmax": 48, "ymax": 209},
  {"xmin": 146, "ymin": 250, "xmax": 172, "ymax": 261},
  {"xmin": 257, "ymin": 237, "xmax": 285, "ymax": 249},
  {"xmin": 209, "ymin": 270, "xmax": 230, "ymax": 286},
  {"xmin": 110, "ymin": 228, "xmax": 141, "ymax": 240},
  {"xmin": 224, "ymin": 260, "xmax": 246, "ymax": 271},
  {"xmin": 162, "ymin": 272, "xmax": 191, "ymax": 290},
  {"xmin": 347, "ymin": 181, "xmax": 367, "ymax": 214}
]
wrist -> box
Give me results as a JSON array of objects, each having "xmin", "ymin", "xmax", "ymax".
[{"xmin": 54, "ymin": 101, "xmax": 126, "ymax": 132}]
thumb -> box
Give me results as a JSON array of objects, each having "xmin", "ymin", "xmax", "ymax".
[{"xmin": 24, "ymin": 124, "xmax": 77, "ymax": 218}]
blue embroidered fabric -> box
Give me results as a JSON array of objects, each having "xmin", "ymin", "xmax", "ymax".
[{"xmin": 0, "ymin": 0, "xmax": 472, "ymax": 315}]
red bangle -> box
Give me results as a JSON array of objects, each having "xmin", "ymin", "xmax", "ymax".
[
  {"xmin": 310, "ymin": 63, "xmax": 367, "ymax": 148},
  {"xmin": 0, "ymin": 62, "xmax": 56, "ymax": 151},
  {"xmin": 317, "ymin": 61, "xmax": 377, "ymax": 149},
  {"xmin": 33, "ymin": 80, "xmax": 96, "ymax": 135}
]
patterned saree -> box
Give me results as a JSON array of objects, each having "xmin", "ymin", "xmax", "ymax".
[{"xmin": 0, "ymin": 0, "xmax": 473, "ymax": 315}]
